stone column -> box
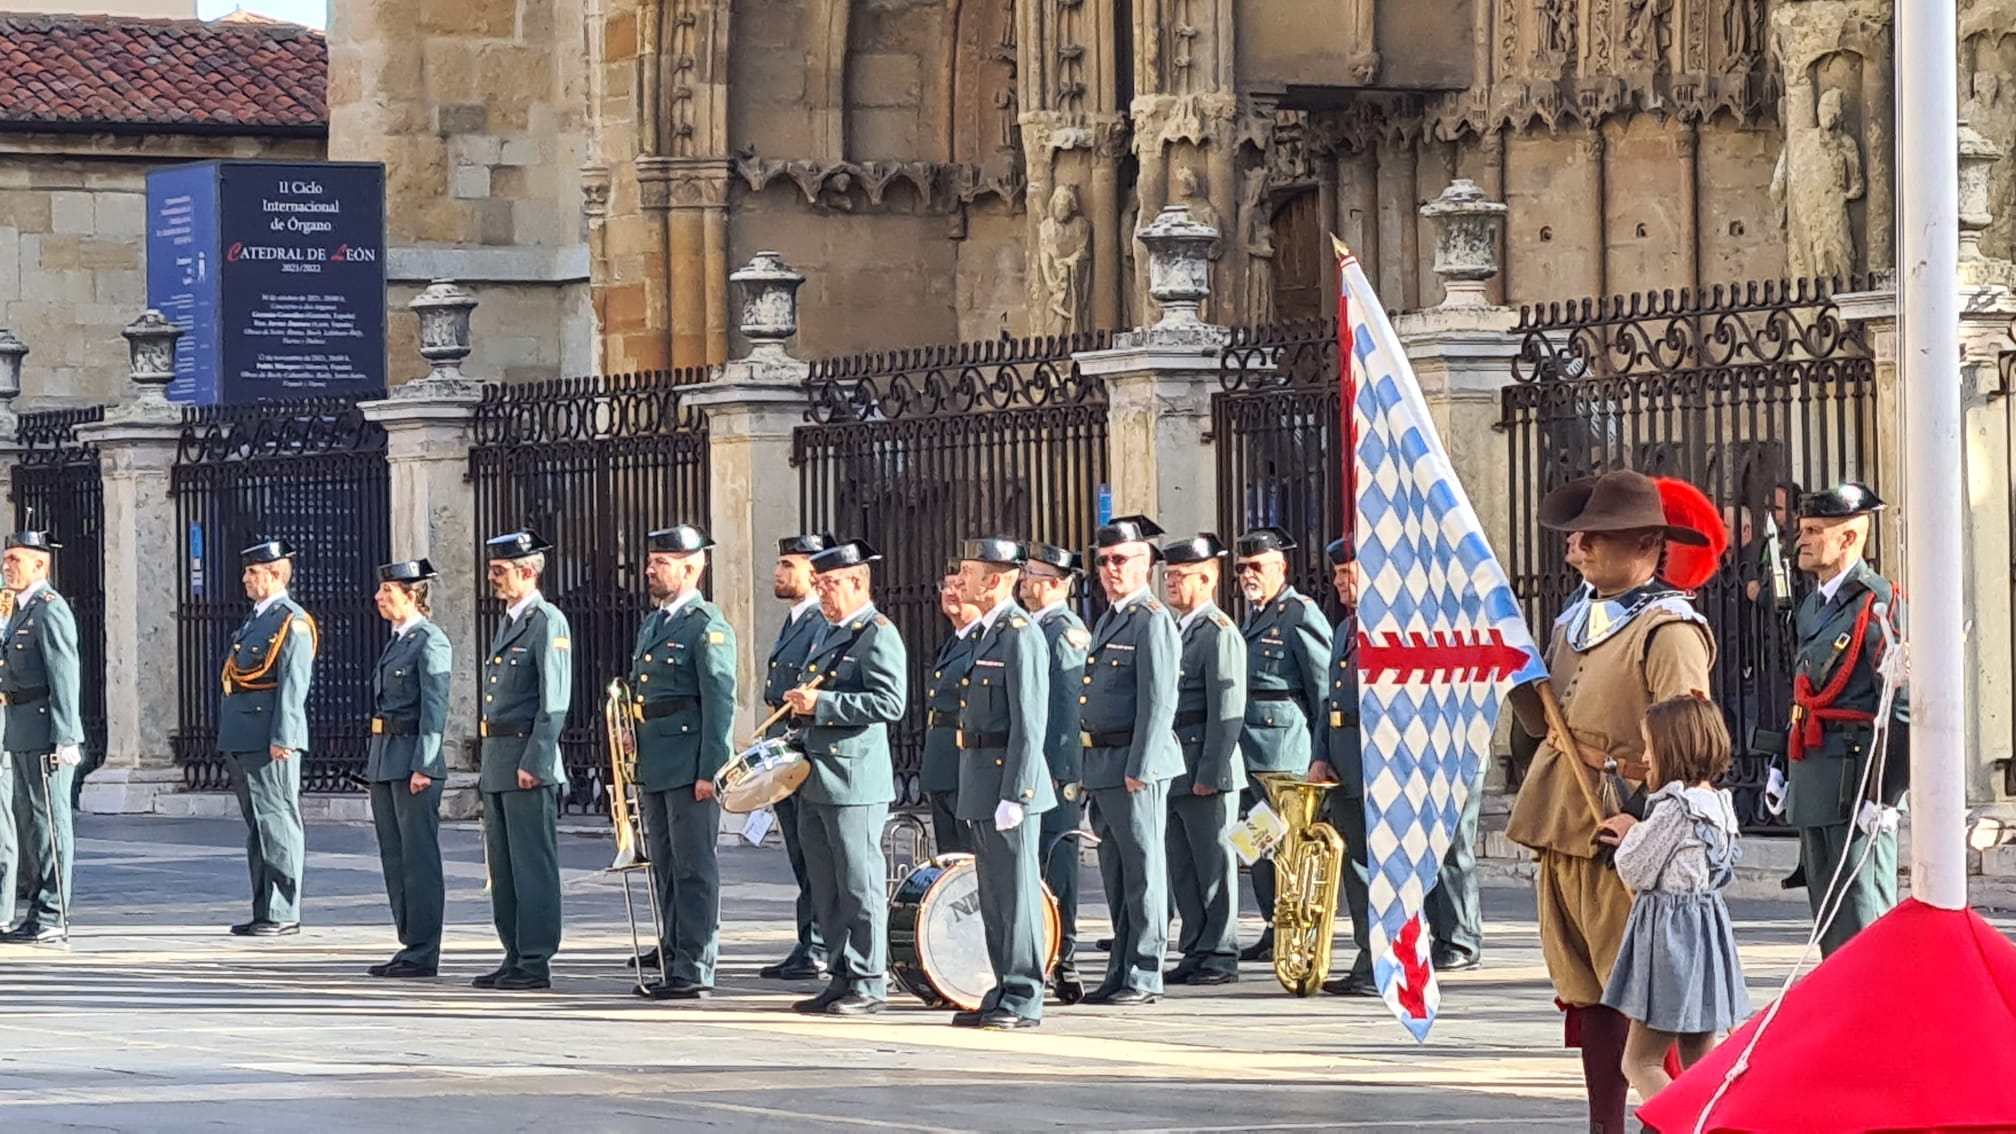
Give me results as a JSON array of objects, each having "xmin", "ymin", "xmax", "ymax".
[
  {"xmin": 0, "ymin": 329, "xmax": 27, "ymax": 516},
  {"xmin": 360, "ymin": 281, "xmax": 488, "ymax": 817},
  {"xmin": 680, "ymin": 253, "xmax": 812, "ymax": 739},
  {"xmin": 634, "ymin": 156, "xmax": 676, "ymax": 370},
  {"xmin": 1077, "ymin": 206, "xmax": 1228, "ymax": 540},
  {"xmin": 75, "ymin": 312, "xmax": 186, "ymax": 814},
  {"xmin": 665, "ymin": 158, "xmax": 733, "ymax": 368}
]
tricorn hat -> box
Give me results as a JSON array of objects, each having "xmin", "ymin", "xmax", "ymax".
[
  {"xmin": 648, "ymin": 524, "xmax": 714, "ymax": 554},
  {"xmin": 1236, "ymin": 527, "xmax": 1297, "ymax": 557},
  {"xmin": 241, "ymin": 538, "xmax": 297, "ymax": 565},
  {"xmin": 1538, "ymin": 471, "xmax": 1711, "ymax": 547},
  {"xmin": 778, "ymin": 532, "xmax": 837, "ymax": 557},
  {"xmin": 1802, "ymin": 482, "xmax": 1885, "ymax": 519},
  {"xmin": 811, "ymin": 539, "xmax": 881, "ymax": 574},
  {"xmin": 1162, "ymin": 533, "xmax": 1229, "ymax": 565},
  {"xmin": 5, "ymin": 531, "xmax": 59, "ymax": 553},
  {"xmin": 1024, "ymin": 543, "xmax": 1084, "ymax": 575},
  {"xmin": 378, "ymin": 559, "xmax": 439, "ymax": 583},
  {"xmin": 1094, "ymin": 515, "xmax": 1164, "ymax": 551},
  {"xmin": 486, "ymin": 529, "xmax": 554, "ymax": 561},
  {"xmin": 960, "ymin": 537, "xmax": 1026, "ymax": 566}
]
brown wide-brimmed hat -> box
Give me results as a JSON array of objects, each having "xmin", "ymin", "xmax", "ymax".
[{"xmin": 1539, "ymin": 470, "xmax": 1711, "ymax": 547}]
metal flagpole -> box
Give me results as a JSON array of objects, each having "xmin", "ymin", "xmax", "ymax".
[{"xmin": 1896, "ymin": 0, "xmax": 1966, "ymax": 910}]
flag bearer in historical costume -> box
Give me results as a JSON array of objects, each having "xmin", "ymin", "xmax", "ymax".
[
  {"xmin": 783, "ymin": 539, "xmax": 908, "ymax": 1017},
  {"xmin": 1230, "ymin": 527, "xmax": 1332, "ymax": 963},
  {"xmin": 475, "ymin": 530, "xmax": 572, "ymax": 992},
  {"xmin": 1307, "ymin": 537, "xmax": 1378, "ymax": 996},
  {"xmin": 628, "ymin": 525, "xmax": 737, "ymax": 999},
  {"xmin": 922, "ymin": 569, "xmax": 983, "ymax": 855},
  {"xmin": 0, "ymin": 532, "xmax": 84, "ymax": 943},
  {"xmin": 1080, "ymin": 515, "xmax": 1181, "ymax": 1005},
  {"xmin": 364, "ymin": 559, "xmax": 452, "ymax": 978},
  {"xmin": 1019, "ymin": 542, "xmax": 1092, "ymax": 1003},
  {"xmin": 1505, "ymin": 470, "xmax": 1719, "ymax": 1134},
  {"xmin": 950, "ymin": 537, "xmax": 1054, "ymax": 1029},
  {"xmin": 1159, "ymin": 533, "xmax": 1246, "ymax": 986},
  {"xmin": 219, "ymin": 538, "xmax": 317, "ymax": 938},
  {"xmin": 1761, "ymin": 483, "xmax": 1909, "ymax": 956},
  {"xmin": 757, "ymin": 532, "xmax": 835, "ymax": 982}
]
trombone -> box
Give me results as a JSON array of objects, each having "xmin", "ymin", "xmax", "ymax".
[{"xmin": 604, "ymin": 678, "xmax": 669, "ymax": 994}]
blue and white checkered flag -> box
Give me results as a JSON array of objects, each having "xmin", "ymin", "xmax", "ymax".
[{"xmin": 1337, "ymin": 241, "xmax": 1548, "ymax": 1041}]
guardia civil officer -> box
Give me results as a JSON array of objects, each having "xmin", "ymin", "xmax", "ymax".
[
  {"xmin": 629, "ymin": 525, "xmax": 737, "ymax": 999},
  {"xmin": 1762, "ymin": 483, "xmax": 1909, "ymax": 956},
  {"xmin": 1231, "ymin": 527, "xmax": 1331, "ymax": 962},
  {"xmin": 475, "ymin": 530, "xmax": 573, "ymax": 991},
  {"xmin": 783, "ymin": 539, "xmax": 908, "ymax": 1016},
  {"xmin": 0, "ymin": 531, "xmax": 84, "ymax": 943},
  {"xmin": 951, "ymin": 538, "xmax": 1054, "ymax": 1029},
  {"xmin": 1080, "ymin": 515, "xmax": 1181, "ymax": 1005},
  {"xmin": 364, "ymin": 559, "xmax": 452, "ymax": 978},
  {"xmin": 1019, "ymin": 542, "xmax": 1092, "ymax": 1003},
  {"xmin": 921, "ymin": 567, "xmax": 983, "ymax": 854},
  {"xmin": 1159, "ymin": 534, "xmax": 1245, "ymax": 985},
  {"xmin": 1309, "ymin": 539, "xmax": 1377, "ymax": 996},
  {"xmin": 757, "ymin": 532, "xmax": 835, "ymax": 982},
  {"xmin": 219, "ymin": 538, "xmax": 317, "ymax": 937}
]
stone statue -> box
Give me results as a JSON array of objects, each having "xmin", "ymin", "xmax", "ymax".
[
  {"xmin": 1037, "ymin": 184, "xmax": 1092, "ymax": 335},
  {"xmin": 1964, "ymin": 69, "xmax": 2016, "ymax": 258},
  {"xmin": 1624, "ymin": 0, "xmax": 1672, "ymax": 66},
  {"xmin": 1771, "ymin": 87, "xmax": 1863, "ymax": 280},
  {"xmin": 1119, "ymin": 191, "xmax": 1141, "ymax": 330},
  {"xmin": 1721, "ymin": 0, "xmax": 1758, "ymax": 66},
  {"xmin": 1239, "ymin": 165, "xmax": 1275, "ymax": 324},
  {"xmin": 1540, "ymin": 0, "xmax": 1577, "ymax": 60},
  {"xmin": 1173, "ymin": 165, "xmax": 1222, "ymax": 320}
]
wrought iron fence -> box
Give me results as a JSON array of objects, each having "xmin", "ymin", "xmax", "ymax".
[
  {"xmin": 1214, "ymin": 317, "xmax": 1347, "ymax": 621},
  {"xmin": 11, "ymin": 407, "xmax": 108, "ymax": 764},
  {"xmin": 170, "ymin": 397, "xmax": 391, "ymax": 794},
  {"xmin": 468, "ymin": 369, "xmax": 712, "ymax": 815},
  {"xmin": 795, "ymin": 333, "xmax": 1113, "ymax": 807},
  {"xmin": 1501, "ymin": 276, "xmax": 1881, "ymax": 829}
]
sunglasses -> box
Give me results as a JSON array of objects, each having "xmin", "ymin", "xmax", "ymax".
[
  {"xmin": 1095, "ymin": 553, "xmax": 1143, "ymax": 568},
  {"xmin": 1233, "ymin": 561, "xmax": 1269, "ymax": 574}
]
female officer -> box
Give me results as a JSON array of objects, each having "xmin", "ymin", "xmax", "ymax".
[{"xmin": 364, "ymin": 559, "xmax": 453, "ymax": 978}]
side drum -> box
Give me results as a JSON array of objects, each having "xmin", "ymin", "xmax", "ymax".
[{"xmin": 887, "ymin": 853, "xmax": 1061, "ymax": 1011}]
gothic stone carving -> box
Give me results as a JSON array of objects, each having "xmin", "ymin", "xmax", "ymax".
[
  {"xmin": 1771, "ymin": 86, "xmax": 1864, "ymax": 279},
  {"xmin": 1037, "ymin": 184, "xmax": 1093, "ymax": 334},
  {"xmin": 731, "ymin": 151, "xmax": 1023, "ymax": 213}
]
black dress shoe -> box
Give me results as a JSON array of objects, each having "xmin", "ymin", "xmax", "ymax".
[
  {"xmin": 495, "ymin": 971, "xmax": 552, "ymax": 991},
  {"xmin": 1051, "ymin": 969, "xmax": 1085, "ymax": 1004},
  {"xmin": 793, "ymin": 989, "xmax": 845, "ymax": 1014},
  {"xmin": 1163, "ymin": 968, "xmax": 1196, "ymax": 985},
  {"xmin": 639, "ymin": 978, "xmax": 711, "ymax": 1000},
  {"xmin": 367, "ymin": 961, "xmax": 395, "ymax": 977},
  {"xmin": 228, "ymin": 921, "xmax": 259, "ymax": 937},
  {"xmin": 239, "ymin": 921, "xmax": 299, "ymax": 938},
  {"xmin": 979, "ymin": 1008, "xmax": 1039, "ymax": 1030},
  {"xmin": 1094, "ymin": 937, "xmax": 1114, "ymax": 951},
  {"xmin": 1432, "ymin": 952, "xmax": 1483, "ymax": 973},
  {"xmin": 470, "ymin": 968, "xmax": 510, "ymax": 989},
  {"xmin": 1, "ymin": 923, "xmax": 62, "ymax": 944},
  {"xmin": 950, "ymin": 1009, "xmax": 985, "ymax": 1027},
  {"xmin": 823, "ymin": 993, "xmax": 885, "ymax": 1016},
  {"xmin": 1238, "ymin": 928, "xmax": 1275, "ymax": 963},
  {"xmin": 382, "ymin": 960, "xmax": 437, "ymax": 979},
  {"xmin": 1097, "ymin": 988, "xmax": 1159, "ymax": 1006},
  {"xmin": 761, "ymin": 956, "xmax": 830, "ymax": 980},
  {"xmin": 628, "ymin": 948, "xmax": 662, "ymax": 970},
  {"xmin": 1322, "ymin": 973, "xmax": 1381, "ymax": 997},
  {"xmin": 1186, "ymin": 970, "xmax": 1239, "ymax": 986}
]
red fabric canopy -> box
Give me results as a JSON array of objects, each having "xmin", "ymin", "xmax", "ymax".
[{"xmin": 1639, "ymin": 898, "xmax": 2016, "ymax": 1133}]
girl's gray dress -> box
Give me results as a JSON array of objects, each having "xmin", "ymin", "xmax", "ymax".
[{"xmin": 1601, "ymin": 783, "xmax": 1752, "ymax": 1033}]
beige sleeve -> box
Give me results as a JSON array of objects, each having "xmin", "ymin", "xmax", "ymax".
[{"xmin": 1642, "ymin": 620, "xmax": 1715, "ymax": 704}]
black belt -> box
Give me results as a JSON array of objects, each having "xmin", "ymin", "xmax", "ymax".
[
  {"xmin": 480, "ymin": 719, "xmax": 534, "ymax": 739},
  {"xmin": 0, "ymin": 686, "xmax": 49, "ymax": 707},
  {"xmin": 1249, "ymin": 690, "xmax": 1301, "ymax": 703},
  {"xmin": 957, "ymin": 729, "xmax": 1008, "ymax": 750},
  {"xmin": 927, "ymin": 709, "xmax": 960, "ymax": 730},
  {"xmin": 638, "ymin": 696, "xmax": 699, "ymax": 720},
  {"xmin": 1173, "ymin": 710, "xmax": 1207, "ymax": 729},
  {"xmin": 1327, "ymin": 706, "xmax": 1360, "ymax": 729},
  {"xmin": 1080, "ymin": 730, "xmax": 1132, "ymax": 748},
  {"xmin": 371, "ymin": 716, "xmax": 419, "ymax": 736}
]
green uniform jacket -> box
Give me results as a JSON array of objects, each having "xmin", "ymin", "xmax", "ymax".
[
  {"xmin": 0, "ymin": 585, "xmax": 83, "ymax": 754},
  {"xmin": 762, "ymin": 601, "xmax": 823, "ymax": 739},
  {"xmin": 1080, "ymin": 591, "xmax": 1182, "ymax": 788},
  {"xmin": 797, "ymin": 604, "xmax": 907, "ymax": 806},
  {"xmin": 365, "ymin": 619, "xmax": 452, "ymax": 780},
  {"xmin": 629, "ymin": 595, "xmax": 738, "ymax": 792},
  {"xmin": 1323, "ymin": 612, "xmax": 1363, "ymax": 799},
  {"xmin": 1172, "ymin": 602, "xmax": 1246, "ymax": 795},
  {"xmin": 478, "ymin": 596, "xmax": 573, "ymax": 792},
  {"xmin": 956, "ymin": 604, "xmax": 1057, "ymax": 820},
  {"xmin": 1036, "ymin": 604, "xmax": 1091, "ymax": 784},
  {"xmin": 921, "ymin": 629, "xmax": 979, "ymax": 795},
  {"xmin": 1238, "ymin": 586, "xmax": 1332, "ymax": 774},
  {"xmin": 1785, "ymin": 561, "xmax": 1911, "ymax": 828},
  {"xmin": 218, "ymin": 596, "xmax": 315, "ymax": 754}
]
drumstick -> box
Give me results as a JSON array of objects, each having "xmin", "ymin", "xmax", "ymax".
[{"xmin": 752, "ymin": 673, "xmax": 828, "ymax": 741}]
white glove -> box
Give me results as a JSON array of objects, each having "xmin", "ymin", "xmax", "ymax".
[
  {"xmin": 1764, "ymin": 767, "xmax": 1788, "ymax": 817},
  {"xmin": 55, "ymin": 744, "xmax": 82, "ymax": 768},
  {"xmin": 1855, "ymin": 800, "xmax": 1900, "ymax": 838},
  {"xmin": 993, "ymin": 799, "xmax": 1026, "ymax": 832}
]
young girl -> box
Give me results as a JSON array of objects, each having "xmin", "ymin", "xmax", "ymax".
[{"xmin": 1597, "ymin": 695, "xmax": 1751, "ymax": 1102}]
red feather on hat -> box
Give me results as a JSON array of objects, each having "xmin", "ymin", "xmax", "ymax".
[{"xmin": 1657, "ymin": 478, "xmax": 1729, "ymax": 591}]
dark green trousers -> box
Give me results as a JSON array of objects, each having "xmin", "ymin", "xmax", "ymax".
[
  {"xmin": 798, "ymin": 800, "xmax": 890, "ymax": 999},
  {"xmin": 226, "ymin": 750, "xmax": 304, "ymax": 925},
  {"xmin": 0, "ymin": 752, "xmax": 16, "ymax": 926},
  {"xmin": 1038, "ymin": 788, "xmax": 1084, "ymax": 975},
  {"xmin": 484, "ymin": 786, "xmax": 562, "ymax": 980},
  {"xmin": 970, "ymin": 817, "xmax": 1048, "ymax": 1019},
  {"xmin": 772, "ymin": 792, "xmax": 827, "ymax": 967},
  {"xmin": 1801, "ymin": 821, "xmax": 1898, "ymax": 956},
  {"xmin": 928, "ymin": 790, "xmax": 970, "ymax": 855},
  {"xmin": 1167, "ymin": 788, "xmax": 1240, "ymax": 977},
  {"xmin": 1090, "ymin": 780, "xmax": 1169, "ymax": 996},
  {"xmin": 1326, "ymin": 789, "xmax": 1373, "ymax": 979},
  {"xmin": 369, "ymin": 779, "xmax": 445, "ymax": 969},
  {"xmin": 1241, "ymin": 776, "xmax": 1279, "ymax": 925},
  {"xmin": 641, "ymin": 787, "xmax": 721, "ymax": 986},
  {"xmin": 1425, "ymin": 773, "xmax": 1486, "ymax": 963}
]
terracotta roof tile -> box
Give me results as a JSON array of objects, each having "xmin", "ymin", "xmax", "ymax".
[{"xmin": 0, "ymin": 14, "xmax": 326, "ymax": 133}]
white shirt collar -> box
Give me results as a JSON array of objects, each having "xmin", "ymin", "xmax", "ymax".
[
  {"xmin": 1113, "ymin": 586, "xmax": 1153, "ymax": 612},
  {"xmin": 254, "ymin": 589, "xmax": 288, "ymax": 618},
  {"xmin": 830, "ymin": 600, "xmax": 876, "ymax": 628},
  {"xmin": 1818, "ymin": 560, "xmax": 1858, "ymax": 603},
  {"xmin": 955, "ymin": 616, "xmax": 983, "ymax": 640},
  {"xmin": 507, "ymin": 590, "xmax": 541, "ymax": 622},
  {"xmin": 789, "ymin": 594, "xmax": 821, "ymax": 623},
  {"xmin": 980, "ymin": 596, "xmax": 1017, "ymax": 632},
  {"xmin": 1178, "ymin": 600, "xmax": 1216, "ymax": 633},
  {"xmin": 394, "ymin": 614, "xmax": 424, "ymax": 637},
  {"xmin": 1033, "ymin": 599, "xmax": 1069, "ymax": 621},
  {"xmin": 13, "ymin": 580, "xmax": 46, "ymax": 606},
  {"xmin": 661, "ymin": 589, "xmax": 700, "ymax": 618}
]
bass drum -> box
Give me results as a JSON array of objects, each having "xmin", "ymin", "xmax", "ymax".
[{"xmin": 887, "ymin": 853, "xmax": 1061, "ymax": 1011}]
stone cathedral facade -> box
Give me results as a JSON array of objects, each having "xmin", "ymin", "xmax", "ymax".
[{"xmin": 327, "ymin": 0, "xmax": 2016, "ymax": 379}]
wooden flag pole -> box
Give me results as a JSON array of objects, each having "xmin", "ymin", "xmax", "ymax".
[{"xmin": 1536, "ymin": 679, "xmax": 1611, "ymax": 829}]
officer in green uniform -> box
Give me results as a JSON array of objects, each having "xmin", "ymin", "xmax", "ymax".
[
  {"xmin": 1762, "ymin": 483, "xmax": 1909, "ymax": 956},
  {"xmin": 951, "ymin": 537, "xmax": 1055, "ymax": 1029},
  {"xmin": 218, "ymin": 538, "xmax": 317, "ymax": 937},
  {"xmin": 758, "ymin": 532, "xmax": 835, "ymax": 982},
  {"xmin": 1160, "ymin": 534, "xmax": 1246, "ymax": 985},
  {"xmin": 783, "ymin": 539, "xmax": 908, "ymax": 1016},
  {"xmin": 627, "ymin": 524, "xmax": 737, "ymax": 999},
  {"xmin": 475, "ymin": 530, "xmax": 573, "ymax": 991},
  {"xmin": 1081, "ymin": 515, "xmax": 1182, "ymax": 1005},
  {"xmin": 1231, "ymin": 527, "xmax": 1332, "ymax": 962},
  {"xmin": 1309, "ymin": 539, "xmax": 1377, "ymax": 995},
  {"xmin": 0, "ymin": 531, "xmax": 84, "ymax": 943},
  {"xmin": 1019, "ymin": 542, "xmax": 1091, "ymax": 1003},
  {"xmin": 364, "ymin": 559, "xmax": 452, "ymax": 978},
  {"xmin": 922, "ymin": 567, "xmax": 982, "ymax": 854}
]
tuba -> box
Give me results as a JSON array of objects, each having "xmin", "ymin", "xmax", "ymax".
[{"xmin": 1259, "ymin": 771, "xmax": 1347, "ymax": 997}]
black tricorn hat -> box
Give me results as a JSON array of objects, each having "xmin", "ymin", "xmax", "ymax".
[
  {"xmin": 648, "ymin": 524, "xmax": 714, "ymax": 554},
  {"xmin": 486, "ymin": 529, "xmax": 554, "ymax": 561},
  {"xmin": 778, "ymin": 532, "xmax": 838, "ymax": 557},
  {"xmin": 959, "ymin": 537, "xmax": 1026, "ymax": 567},
  {"xmin": 1024, "ymin": 543, "xmax": 1083, "ymax": 575},
  {"xmin": 1162, "ymin": 533, "xmax": 1229, "ymax": 565},
  {"xmin": 1094, "ymin": 515, "xmax": 1164, "ymax": 550},
  {"xmin": 1236, "ymin": 527, "xmax": 1297, "ymax": 557},
  {"xmin": 378, "ymin": 559, "xmax": 439, "ymax": 584},
  {"xmin": 1802, "ymin": 482, "xmax": 1886, "ymax": 519},
  {"xmin": 241, "ymin": 538, "xmax": 297, "ymax": 565},
  {"xmin": 1538, "ymin": 471, "xmax": 1710, "ymax": 547},
  {"xmin": 811, "ymin": 539, "xmax": 881, "ymax": 573},
  {"xmin": 5, "ymin": 531, "xmax": 59, "ymax": 553},
  {"xmin": 1324, "ymin": 537, "xmax": 1355, "ymax": 566}
]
